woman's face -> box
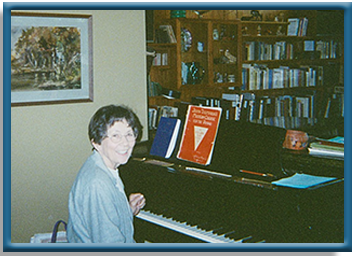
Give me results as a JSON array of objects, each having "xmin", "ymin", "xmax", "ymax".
[{"xmin": 93, "ymin": 119, "xmax": 136, "ymax": 170}]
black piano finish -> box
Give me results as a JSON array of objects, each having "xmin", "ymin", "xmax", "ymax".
[
  {"xmin": 121, "ymin": 157, "xmax": 343, "ymax": 243},
  {"xmin": 121, "ymin": 120, "xmax": 344, "ymax": 243}
]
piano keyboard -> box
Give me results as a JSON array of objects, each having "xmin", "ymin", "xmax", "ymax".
[{"xmin": 136, "ymin": 210, "xmax": 255, "ymax": 243}]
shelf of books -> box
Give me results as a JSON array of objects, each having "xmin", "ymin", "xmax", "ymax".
[{"xmin": 147, "ymin": 10, "xmax": 344, "ymax": 134}]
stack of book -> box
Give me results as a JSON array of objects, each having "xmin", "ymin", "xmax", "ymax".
[
  {"xmin": 149, "ymin": 105, "xmax": 179, "ymax": 130},
  {"xmin": 244, "ymin": 41, "xmax": 294, "ymax": 61},
  {"xmin": 316, "ymin": 39, "xmax": 339, "ymax": 59},
  {"xmin": 242, "ymin": 64, "xmax": 322, "ymax": 90},
  {"xmin": 287, "ymin": 17, "xmax": 308, "ymax": 36},
  {"xmin": 244, "ymin": 38, "xmax": 338, "ymax": 62},
  {"xmin": 152, "ymin": 52, "xmax": 169, "ymax": 66},
  {"xmin": 308, "ymin": 136, "xmax": 344, "ymax": 160},
  {"xmin": 193, "ymin": 92, "xmax": 318, "ymax": 124}
]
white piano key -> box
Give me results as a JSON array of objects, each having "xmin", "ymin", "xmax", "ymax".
[{"xmin": 136, "ymin": 210, "xmax": 248, "ymax": 243}]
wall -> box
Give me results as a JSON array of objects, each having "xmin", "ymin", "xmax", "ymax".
[{"xmin": 10, "ymin": 10, "xmax": 148, "ymax": 243}]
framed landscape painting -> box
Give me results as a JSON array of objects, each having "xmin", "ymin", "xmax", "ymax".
[{"xmin": 11, "ymin": 12, "xmax": 93, "ymax": 105}]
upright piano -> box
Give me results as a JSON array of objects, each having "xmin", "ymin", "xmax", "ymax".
[{"xmin": 121, "ymin": 120, "xmax": 344, "ymax": 243}]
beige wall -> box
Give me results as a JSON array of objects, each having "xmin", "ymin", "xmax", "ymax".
[{"xmin": 11, "ymin": 10, "xmax": 148, "ymax": 242}]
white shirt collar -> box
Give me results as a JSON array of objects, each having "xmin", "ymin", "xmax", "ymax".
[{"xmin": 108, "ymin": 168, "xmax": 125, "ymax": 193}]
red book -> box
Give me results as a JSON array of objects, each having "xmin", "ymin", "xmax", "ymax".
[{"xmin": 177, "ymin": 105, "xmax": 222, "ymax": 165}]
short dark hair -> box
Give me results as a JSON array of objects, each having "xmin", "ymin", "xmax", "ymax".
[{"xmin": 88, "ymin": 105, "xmax": 143, "ymax": 145}]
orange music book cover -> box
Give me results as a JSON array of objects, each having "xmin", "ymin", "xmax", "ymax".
[{"xmin": 177, "ymin": 105, "xmax": 222, "ymax": 165}]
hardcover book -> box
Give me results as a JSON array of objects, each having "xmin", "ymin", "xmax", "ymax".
[
  {"xmin": 177, "ymin": 105, "xmax": 222, "ymax": 165},
  {"xmin": 308, "ymin": 136, "xmax": 344, "ymax": 160},
  {"xmin": 287, "ymin": 18, "xmax": 300, "ymax": 36},
  {"xmin": 149, "ymin": 117, "xmax": 181, "ymax": 158}
]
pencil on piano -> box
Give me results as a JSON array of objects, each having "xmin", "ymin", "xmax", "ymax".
[{"xmin": 239, "ymin": 169, "xmax": 274, "ymax": 177}]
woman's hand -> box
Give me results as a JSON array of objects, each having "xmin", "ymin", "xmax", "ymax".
[{"xmin": 129, "ymin": 193, "xmax": 146, "ymax": 216}]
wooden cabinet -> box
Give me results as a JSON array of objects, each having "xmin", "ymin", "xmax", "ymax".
[{"xmin": 147, "ymin": 10, "xmax": 344, "ymax": 126}]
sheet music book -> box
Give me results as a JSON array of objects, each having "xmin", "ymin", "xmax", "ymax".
[
  {"xmin": 149, "ymin": 117, "xmax": 181, "ymax": 158},
  {"xmin": 177, "ymin": 105, "xmax": 222, "ymax": 165}
]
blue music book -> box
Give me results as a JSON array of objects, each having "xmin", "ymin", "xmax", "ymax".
[
  {"xmin": 150, "ymin": 117, "xmax": 181, "ymax": 158},
  {"xmin": 272, "ymin": 173, "xmax": 337, "ymax": 189}
]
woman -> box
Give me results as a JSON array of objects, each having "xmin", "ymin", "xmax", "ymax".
[{"xmin": 67, "ymin": 105, "xmax": 146, "ymax": 243}]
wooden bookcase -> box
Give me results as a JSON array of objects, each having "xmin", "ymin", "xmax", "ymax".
[{"xmin": 147, "ymin": 10, "xmax": 344, "ymax": 130}]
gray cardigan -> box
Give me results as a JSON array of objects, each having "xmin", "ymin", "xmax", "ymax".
[{"xmin": 67, "ymin": 150, "xmax": 135, "ymax": 243}]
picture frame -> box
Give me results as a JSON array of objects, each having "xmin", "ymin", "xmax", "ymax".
[{"xmin": 11, "ymin": 12, "xmax": 93, "ymax": 106}]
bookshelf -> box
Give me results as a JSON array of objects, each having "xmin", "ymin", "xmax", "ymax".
[{"xmin": 147, "ymin": 10, "xmax": 344, "ymax": 133}]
